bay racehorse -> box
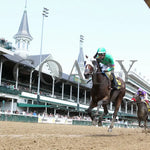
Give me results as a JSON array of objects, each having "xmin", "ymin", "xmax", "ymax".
[
  {"xmin": 84, "ymin": 58, "xmax": 126, "ymax": 132},
  {"xmin": 132, "ymin": 94, "xmax": 148, "ymax": 131}
]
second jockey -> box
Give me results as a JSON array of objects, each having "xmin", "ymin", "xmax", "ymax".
[
  {"xmin": 94, "ymin": 47, "xmax": 119, "ymax": 89},
  {"xmin": 137, "ymin": 88, "xmax": 147, "ymax": 100},
  {"xmin": 137, "ymin": 88, "xmax": 150, "ymax": 108}
]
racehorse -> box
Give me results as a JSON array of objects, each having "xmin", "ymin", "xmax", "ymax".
[
  {"xmin": 132, "ymin": 94, "xmax": 148, "ymax": 131},
  {"xmin": 84, "ymin": 58, "xmax": 126, "ymax": 132}
]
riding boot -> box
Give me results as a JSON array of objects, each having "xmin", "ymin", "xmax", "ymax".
[{"xmin": 111, "ymin": 73, "xmax": 119, "ymax": 90}]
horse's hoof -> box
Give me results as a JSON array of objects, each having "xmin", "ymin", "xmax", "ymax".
[
  {"xmin": 98, "ymin": 122, "xmax": 102, "ymax": 127},
  {"xmin": 92, "ymin": 120, "xmax": 97, "ymax": 126},
  {"xmin": 108, "ymin": 128, "xmax": 112, "ymax": 132},
  {"xmin": 140, "ymin": 125, "xmax": 144, "ymax": 128}
]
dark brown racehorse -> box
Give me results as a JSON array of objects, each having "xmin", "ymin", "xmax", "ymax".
[
  {"xmin": 84, "ymin": 59, "xmax": 126, "ymax": 132},
  {"xmin": 132, "ymin": 94, "xmax": 148, "ymax": 131}
]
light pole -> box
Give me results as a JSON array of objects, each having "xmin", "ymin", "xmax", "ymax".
[{"xmin": 37, "ymin": 7, "xmax": 49, "ymax": 102}]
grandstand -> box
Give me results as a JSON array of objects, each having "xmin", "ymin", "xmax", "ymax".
[{"xmin": 0, "ymin": 3, "xmax": 150, "ymax": 126}]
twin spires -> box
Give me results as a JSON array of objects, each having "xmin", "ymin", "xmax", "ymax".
[
  {"xmin": 13, "ymin": 1, "xmax": 33, "ymax": 59},
  {"xmin": 14, "ymin": 10, "xmax": 32, "ymax": 41},
  {"xmin": 77, "ymin": 35, "xmax": 85, "ymax": 75}
]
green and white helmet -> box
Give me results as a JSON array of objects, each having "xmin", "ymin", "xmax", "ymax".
[{"xmin": 97, "ymin": 47, "xmax": 106, "ymax": 54}]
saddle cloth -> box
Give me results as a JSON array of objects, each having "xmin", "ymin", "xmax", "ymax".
[
  {"xmin": 142, "ymin": 101, "xmax": 150, "ymax": 112},
  {"xmin": 146, "ymin": 102, "xmax": 150, "ymax": 112},
  {"xmin": 105, "ymin": 72, "xmax": 121, "ymax": 89}
]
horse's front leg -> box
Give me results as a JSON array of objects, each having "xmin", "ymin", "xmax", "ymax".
[
  {"xmin": 85, "ymin": 101, "xmax": 96, "ymax": 122},
  {"xmin": 96, "ymin": 99, "xmax": 109, "ymax": 126},
  {"xmin": 98, "ymin": 104, "xmax": 108, "ymax": 126},
  {"xmin": 93, "ymin": 101, "xmax": 103, "ymax": 126},
  {"xmin": 144, "ymin": 120, "xmax": 147, "ymax": 132},
  {"xmin": 86, "ymin": 107, "xmax": 94, "ymax": 121},
  {"xmin": 87, "ymin": 100, "xmax": 104, "ymax": 126},
  {"xmin": 108, "ymin": 95, "xmax": 122, "ymax": 132},
  {"xmin": 138, "ymin": 119, "xmax": 141, "ymax": 127}
]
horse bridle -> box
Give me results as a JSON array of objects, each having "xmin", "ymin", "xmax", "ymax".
[{"xmin": 132, "ymin": 95, "xmax": 145, "ymax": 104}]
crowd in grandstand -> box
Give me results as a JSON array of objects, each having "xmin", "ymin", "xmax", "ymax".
[{"xmin": 1, "ymin": 108, "xmax": 92, "ymax": 121}]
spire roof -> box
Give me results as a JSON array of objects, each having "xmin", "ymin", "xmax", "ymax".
[{"xmin": 14, "ymin": 10, "xmax": 32, "ymax": 40}]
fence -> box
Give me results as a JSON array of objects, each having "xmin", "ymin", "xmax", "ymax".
[
  {"xmin": 0, "ymin": 113, "xmax": 38, "ymax": 123},
  {"xmin": 0, "ymin": 114, "xmax": 148, "ymax": 129}
]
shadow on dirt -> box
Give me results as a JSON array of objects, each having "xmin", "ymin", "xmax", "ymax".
[{"xmin": 85, "ymin": 134, "xmax": 119, "ymax": 137}]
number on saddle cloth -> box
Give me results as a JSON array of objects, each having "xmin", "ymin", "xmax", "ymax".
[
  {"xmin": 104, "ymin": 72, "xmax": 121, "ymax": 83},
  {"xmin": 145, "ymin": 101, "xmax": 150, "ymax": 111},
  {"xmin": 116, "ymin": 77, "xmax": 121, "ymax": 86}
]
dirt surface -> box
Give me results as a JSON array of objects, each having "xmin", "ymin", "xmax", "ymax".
[{"xmin": 0, "ymin": 121, "xmax": 150, "ymax": 150}]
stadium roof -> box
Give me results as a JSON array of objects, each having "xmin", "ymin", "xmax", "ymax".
[
  {"xmin": 2, "ymin": 53, "xmax": 91, "ymax": 88},
  {"xmin": 3, "ymin": 53, "xmax": 49, "ymax": 68},
  {"xmin": 0, "ymin": 47, "xmax": 14, "ymax": 56}
]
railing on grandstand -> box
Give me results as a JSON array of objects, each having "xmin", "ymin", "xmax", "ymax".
[
  {"xmin": 0, "ymin": 86, "xmax": 21, "ymax": 95},
  {"xmin": 1, "ymin": 78, "xmax": 92, "ymax": 104},
  {"xmin": 126, "ymin": 85, "xmax": 137, "ymax": 93}
]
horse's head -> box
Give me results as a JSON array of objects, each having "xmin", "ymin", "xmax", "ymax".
[
  {"xmin": 132, "ymin": 94, "xmax": 141, "ymax": 103},
  {"xmin": 84, "ymin": 56, "xmax": 97, "ymax": 79}
]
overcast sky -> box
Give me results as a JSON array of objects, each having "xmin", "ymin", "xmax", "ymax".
[{"xmin": 1, "ymin": 0, "xmax": 150, "ymax": 82}]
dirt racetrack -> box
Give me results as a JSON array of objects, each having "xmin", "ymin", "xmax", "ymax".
[{"xmin": 0, "ymin": 121, "xmax": 150, "ymax": 150}]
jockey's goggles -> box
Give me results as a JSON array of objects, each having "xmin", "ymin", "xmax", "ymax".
[{"xmin": 98, "ymin": 53, "xmax": 105, "ymax": 56}]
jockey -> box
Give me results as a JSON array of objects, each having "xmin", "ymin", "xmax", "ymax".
[
  {"xmin": 137, "ymin": 88, "xmax": 150, "ymax": 108},
  {"xmin": 137, "ymin": 88, "xmax": 147, "ymax": 100},
  {"xmin": 94, "ymin": 47, "xmax": 118, "ymax": 89},
  {"xmin": 137, "ymin": 88, "xmax": 147, "ymax": 101}
]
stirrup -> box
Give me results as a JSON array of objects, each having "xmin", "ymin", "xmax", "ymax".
[{"xmin": 113, "ymin": 84, "xmax": 120, "ymax": 90}]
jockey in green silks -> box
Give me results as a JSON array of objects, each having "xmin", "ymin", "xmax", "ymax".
[{"xmin": 94, "ymin": 47, "xmax": 119, "ymax": 89}]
